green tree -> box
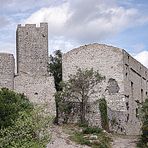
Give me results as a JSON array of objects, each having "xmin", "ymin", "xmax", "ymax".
[
  {"xmin": 49, "ymin": 50, "xmax": 62, "ymax": 91},
  {"xmin": 57, "ymin": 68, "xmax": 105, "ymax": 124},
  {"xmin": 138, "ymin": 98, "xmax": 148, "ymax": 147},
  {"xmin": 0, "ymin": 105, "xmax": 52, "ymax": 148},
  {"xmin": 0, "ymin": 88, "xmax": 52, "ymax": 148},
  {"xmin": 49, "ymin": 50, "xmax": 62, "ymax": 124},
  {"xmin": 0, "ymin": 88, "xmax": 33, "ymax": 128},
  {"xmin": 99, "ymin": 98, "xmax": 109, "ymax": 132}
]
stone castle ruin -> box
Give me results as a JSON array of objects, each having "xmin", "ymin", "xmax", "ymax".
[
  {"xmin": 63, "ymin": 43, "xmax": 148, "ymax": 135},
  {"xmin": 0, "ymin": 23, "xmax": 148, "ymax": 135},
  {"xmin": 0, "ymin": 23, "xmax": 56, "ymax": 116}
]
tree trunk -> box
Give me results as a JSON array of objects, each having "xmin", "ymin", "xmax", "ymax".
[
  {"xmin": 54, "ymin": 101, "xmax": 59, "ymax": 125},
  {"xmin": 80, "ymin": 101, "xmax": 86, "ymax": 124}
]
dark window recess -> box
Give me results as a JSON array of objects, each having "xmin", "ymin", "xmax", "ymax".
[
  {"xmin": 135, "ymin": 100, "xmax": 140, "ymax": 104},
  {"xmin": 126, "ymin": 102, "xmax": 129, "ymax": 110},
  {"xmin": 34, "ymin": 92, "xmax": 38, "ymax": 95},
  {"xmin": 141, "ymin": 89, "xmax": 143, "ymax": 101},
  {"xmin": 131, "ymin": 81, "xmax": 133, "ymax": 97},
  {"xmin": 126, "ymin": 73, "xmax": 128, "ymax": 77},
  {"xmin": 127, "ymin": 114, "xmax": 129, "ymax": 122},
  {"xmin": 42, "ymin": 34, "xmax": 45, "ymax": 37},
  {"xmin": 106, "ymin": 78, "xmax": 120, "ymax": 94},
  {"xmin": 128, "ymin": 55, "xmax": 129, "ymax": 60},
  {"xmin": 136, "ymin": 108, "xmax": 139, "ymax": 118}
]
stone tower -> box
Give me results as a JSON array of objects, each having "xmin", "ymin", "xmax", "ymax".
[
  {"xmin": 14, "ymin": 23, "xmax": 56, "ymax": 115},
  {"xmin": 16, "ymin": 23, "xmax": 48, "ymax": 76},
  {"xmin": 0, "ymin": 53, "xmax": 15, "ymax": 89}
]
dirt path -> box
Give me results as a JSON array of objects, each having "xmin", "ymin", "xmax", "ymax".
[
  {"xmin": 47, "ymin": 125, "xmax": 90, "ymax": 148},
  {"xmin": 112, "ymin": 134, "xmax": 138, "ymax": 148},
  {"xmin": 47, "ymin": 125, "xmax": 138, "ymax": 148}
]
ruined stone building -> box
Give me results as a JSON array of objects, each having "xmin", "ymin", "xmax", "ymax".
[
  {"xmin": 63, "ymin": 43, "xmax": 148, "ymax": 135},
  {"xmin": 0, "ymin": 23, "xmax": 148, "ymax": 135},
  {"xmin": 0, "ymin": 23, "xmax": 56, "ymax": 116}
]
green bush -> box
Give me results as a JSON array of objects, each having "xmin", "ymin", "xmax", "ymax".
[
  {"xmin": 0, "ymin": 88, "xmax": 33, "ymax": 128},
  {"xmin": 71, "ymin": 132, "xmax": 91, "ymax": 146},
  {"xmin": 82, "ymin": 127, "xmax": 102, "ymax": 134},
  {"xmin": 0, "ymin": 105, "xmax": 52, "ymax": 148},
  {"xmin": 0, "ymin": 88, "xmax": 52, "ymax": 148},
  {"xmin": 99, "ymin": 98, "xmax": 109, "ymax": 132},
  {"xmin": 70, "ymin": 126, "xmax": 112, "ymax": 148},
  {"xmin": 137, "ymin": 99, "xmax": 148, "ymax": 148}
]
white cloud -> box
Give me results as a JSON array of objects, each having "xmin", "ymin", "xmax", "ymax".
[
  {"xmin": 1, "ymin": 0, "xmax": 148, "ymax": 55},
  {"xmin": 49, "ymin": 38, "xmax": 77, "ymax": 54},
  {"xmin": 0, "ymin": 0, "xmax": 63, "ymax": 13},
  {"xmin": 134, "ymin": 51, "xmax": 148, "ymax": 68},
  {"xmin": 0, "ymin": 16, "xmax": 9, "ymax": 28},
  {"xmin": 22, "ymin": 0, "xmax": 147, "ymax": 52},
  {"xmin": 24, "ymin": 3, "xmax": 71, "ymax": 36}
]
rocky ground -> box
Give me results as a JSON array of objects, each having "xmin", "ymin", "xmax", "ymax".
[
  {"xmin": 47, "ymin": 125, "xmax": 89, "ymax": 148},
  {"xmin": 111, "ymin": 134, "xmax": 138, "ymax": 148},
  {"xmin": 47, "ymin": 125, "xmax": 138, "ymax": 148}
]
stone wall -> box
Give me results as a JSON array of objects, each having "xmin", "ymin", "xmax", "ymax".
[
  {"xmin": 14, "ymin": 23, "xmax": 56, "ymax": 116},
  {"xmin": 0, "ymin": 53, "xmax": 15, "ymax": 89},
  {"xmin": 62, "ymin": 43, "xmax": 148, "ymax": 135},
  {"xmin": 63, "ymin": 43, "xmax": 125, "ymax": 109},
  {"xmin": 59, "ymin": 101, "xmax": 102, "ymax": 128},
  {"xmin": 14, "ymin": 74, "xmax": 56, "ymax": 115},
  {"xmin": 16, "ymin": 23, "xmax": 48, "ymax": 76},
  {"xmin": 122, "ymin": 51, "xmax": 148, "ymax": 135},
  {"xmin": 0, "ymin": 23, "xmax": 56, "ymax": 116}
]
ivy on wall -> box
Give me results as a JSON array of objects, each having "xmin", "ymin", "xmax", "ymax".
[{"xmin": 99, "ymin": 98, "xmax": 109, "ymax": 132}]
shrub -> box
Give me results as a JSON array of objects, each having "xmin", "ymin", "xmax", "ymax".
[
  {"xmin": 71, "ymin": 132, "xmax": 91, "ymax": 146},
  {"xmin": 70, "ymin": 126, "xmax": 112, "ymax": 148},
  {"xmin": 137, "ymin": 99, "xmax": 148, "ymax": 148},
  {"xmin": 0, "ymin": 105, "xmax": 52, "ymax": 148},
  {"xmin": 0, "ymin": 88, "xmax": 33, "ymax": 128},
  {"xmin": 99, "ymin": 98, "xmax": 109, "ymax": 132},
  {"xmin": 0, "ymin": 88, "xmax": 52, "ymax": 148},
  {"xmin": 83, "ymin": 127, "xmax": 102, "ymax": 134}
]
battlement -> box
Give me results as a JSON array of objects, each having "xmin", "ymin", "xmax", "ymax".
[
  {"xmin": 0, "ymin": 52, "xmax": 14, "ymax": 58},
  {"xmin": 17, "ymin": 23, "xmax": 48, "ymax": 28},
  {"xmin": 16, "ymin": 22, "xmax": 48, "ymax": 76}
]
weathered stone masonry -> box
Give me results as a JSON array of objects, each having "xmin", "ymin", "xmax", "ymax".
[
  {"xmin": 63, "ymin": 43, "xmax": 148, "ymax": 135},
  {"xmin": 0, "ymin": 23, "xmax": 56, "ymax": 116},
  {"xmin": 0, "ymin": 53, "xmax": 15, "ymax": 89},
  {"xmin": 0, "ymin": 23, "xmax": 148, "ymax": 135}
]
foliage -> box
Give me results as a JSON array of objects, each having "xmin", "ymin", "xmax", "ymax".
[
  {"xmin": 82, "ymin": 126, "xmax": 102, "ymax": 134},
  {"xmin": 49, "ymin": 50, "xmax": 62, "ymax": 124},
  {"xmin": 99, "ymin": 98, "xmax": 109, "ymax": 132},
  {"xmin": 0, "ymin": 88, "xmax": 33, "ymax": 129},
  {"xmin": 49, "ymin": 50, "xmax": 62, "ymax": 91},
  {"xmin": 0, "ymin": 88, "xmax": 52, "ymax": 148},
  {"xmin": 71, "ymin": 132, "xmax": 92, "ymax": 146},
  {"xmin": 56, "ymin": 68, "xmax": 105, "ymax": 124},
  {"xmin": 137, "ymin": 98, "xmax": 148, "ymax": 148},
  {"xmin": 70, "ymin": 126, "xmax": 112, "ymax": 148},
  {"xmin": 0, "ymin": 105, "xmax": 52, "ymax": 148}
]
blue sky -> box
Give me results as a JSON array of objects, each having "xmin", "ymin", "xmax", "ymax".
[{"xmin": 0, "ymin": 0, "xmax": 148, "ymax": 67}]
